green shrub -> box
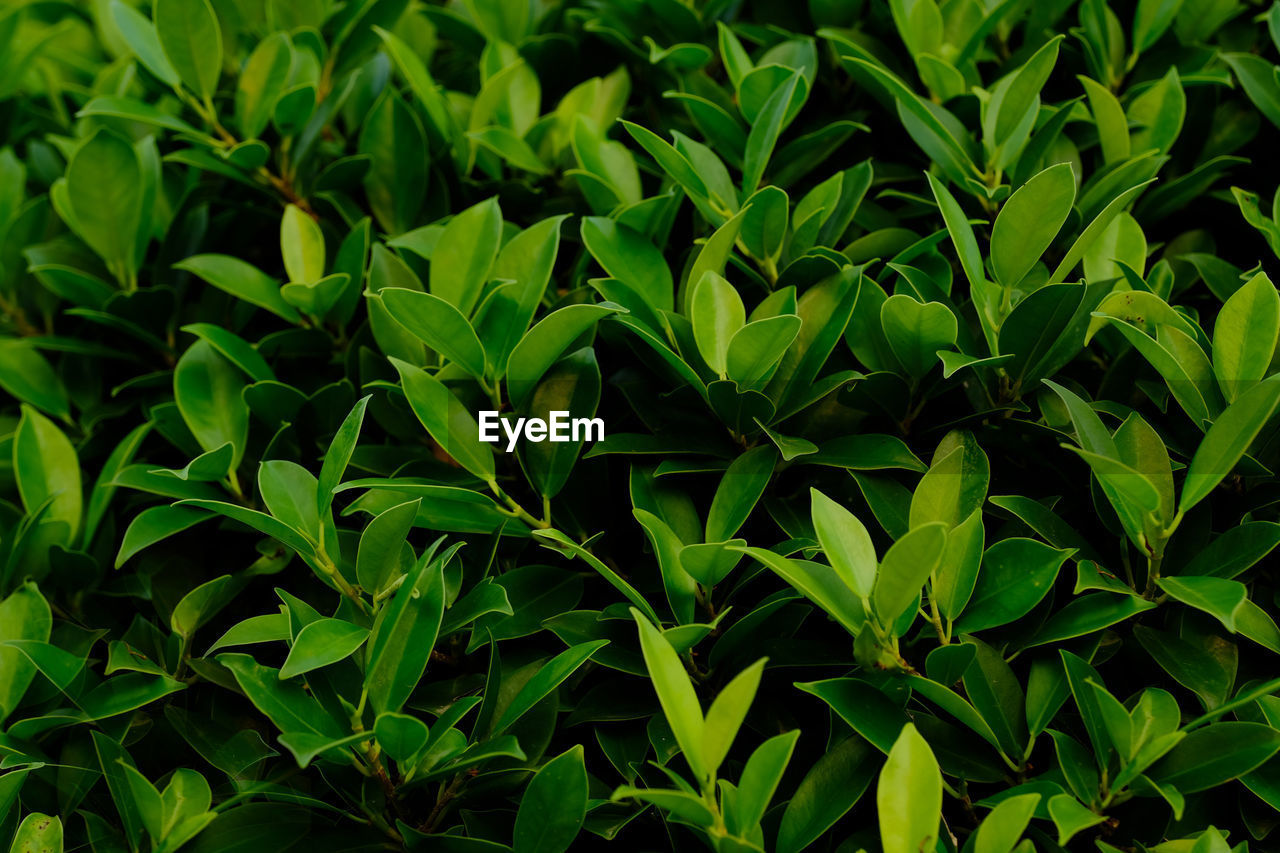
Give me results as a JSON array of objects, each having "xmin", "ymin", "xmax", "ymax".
[{"xmin": 2, "ymin": 0, "xmax": 1280, "ymax": 851}]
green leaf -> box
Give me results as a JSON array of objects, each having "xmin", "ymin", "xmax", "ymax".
[
  {"xmin": 705, "ymin": 446, "xmax": 775, "ymax": 542},
  {"xmin": 732, "ymin": 729, "xmax": 800, "ymax": 833},
  {"xmin": 390, "ymin": 358, "xmax": 496, "ymax": 485},
  {"xmin": 975, "ymin": 793, "xmax": 1040, "ymax": 853},
  {"xmin": 963, "ymin": 638, "xmax": 1029, "ymax": 757},
  {"xmin": 873, "ymin": 522, "xmax": 947, "ymax": 625},
  {"xmin": 372, "ymin": 26, "xmax": 453, "ymax": 144},
  {"xmin": 878, "ymin": 723, "xmax": 942, "ymax": 853},
  {"xmin": 743, "ymin": 71, "xmax": 802, "ymax": 194},
  {"xmin": 111, "ymin": 0, "xmax": 179, "ymax": 87},
  {"xmin": 910, "ymin": 431, "xmax": 990, "ymax": 530},
  {"xmin": 116, "ymin": 505, "xmax": 211, "ymax": 567},
  {"xmin": 0, "ymin": 340, "xmax": 70, "ymax": 421},
  {"xmin": 989, "ymin": 36, "xmax": 1063, "ymax": 150},
  {"xmin": 739, "ymin": 185, "xmax": 789, "ymax": 265},
  {"xmin": 957, "ymin": 539, "xmax": 1075, "ymax": 633},
  {"xmin": 1080, "ymin": 76, "xmax": 1130, "ymax": 165},
  {"xmin": 691, "ymin": 272, "xmax": 746, "ymax": 378},
  {"xmin": 522, "ymin": 348, "xmax": 602, "ymax": 500},
  {"xmin": 491, "ymin": 640, "xmax": 607, "ymax": 735},
  {"xmin": 430, "ymin": 197, "xmax": 501, "ymax": 316},
  {"xmin": 153, "ymin": 0, "xmax": 222, "ymax": 100},
  {"xmin": 611, "ymin": 787, "xmax": 716, "ymax": 826},
  {"xmin": 381, "ymin": 288, "xmax": 487, "ymax": 379},
  {"xmin": 235, "ymin": 32, "xmax": 292, "ymax": 140},
  {"xmin": 580, "ymin": 217, "xmax": 674, "ymax": 313},
  {"xmin": 0, "ymin": 583, "xmax": 51, "ymax": 724},
  {"xmin": 532, "ymin": 529, "xmax": 660, "ymax": 623},
  {"xmin": 1128, "ymin": 67, "xmax": 1185, "ymax": 155},
  {"xmin": 1222, "ymin": 52, "xmax": 1280, "ymax": 131},
  {"xmin": 276, "ymin": 732, "xmax": 367, "ymax": 769},
  {"xmin": 76, "ymin": 95, "xmax": 200, "ymax": 135},
  {"xmin": 317, "ymin": 395, "xmax": 370, "ymax": 516},
  {"xmin": 1026, "ymin": 592, "xmax": 1156, "ymax": 647},
  {"xmin": 738, "ymin": 545, "xmax": 867, "ymax": 635},
  {"xmin": 119, "ymin": 763, "xmax": 163, "ymax": 840},
  {"xmin": 702, "ymin": 657, "xmax": 766, "ymax": 774},
  {"xmin": 373, "ymin": 713, "xmax": 429, "ymax": 763},
  {"xmin": 880, "ymin": 295, "xmax": 957, "ymax": 379},
  {"xmin": 180, "ymin": 324, "xmax": 273, "ymax": 383},
  {"xmin": 1047, "ymin": 794, "xmax": 1104, "ymax": 846},
  {"xmin": 1064, "ymin": 446, "xmax": 1161, "ymax": 514},
  {"xmin": 218, "ymin": 653, "xmax": 345, "ymax": 739},
  {"xmin": 619, "ymin": 120, "xmax": 709, "ymax": 201},
  {"xmin": 1049, "ymin": 180, "xmax": 1154, "ymax": 284},
  {"xmin": 1134, "ymin": 0, "xmax": 1184, "ymax": 53},
  {"xmin": 631, "ymin": 608, "xmax": 708, "ymax": 785},
  {"xmin": 171, "ymin": 574, "xmax": 240, "ymax": 640},
  {"xmin": 280, "ymin": 204, "xmax": 324, "ymax": 286},
  {"xmin": 924, "ymin": 172, "xmax": 991, "ymax": 337},
  {"xmin": 8, "ymin": 811, "xmax": 63, "ymax": 853},
  {"xmin": 279, "ymin": 618, "xmax": 369, "ymax": 680},
  {"xmin": 1212, "ymin": 271, "xmax": 1280, "ymax": 403},
  {"xmin": 359, "ymin": 91, "xmax": 428, "ymax": 236},
  {"xmin": 506, "ymin": 304, "xmax": 621, "ymax": 407},
  {"xmin": 174, "ymin": 340, "xmax": 249, "ymax": 471},
  {"xmin": 61, "ymin": 129, "xmax": 143, "ymax": 286},
  {"xmin": 257, "ymin": 460, "xmax": 320, "ymax": 543},
  {"xmin": 776, "ymin": 735, "xmax": 876, "ymax": 853},
  {"xmin": 364, "ymin": 544, "xmax": 455, "ymax": 715},
  {"xmin": 726, "ymin": 314, "xmax": 802, "ymax": 389},
  {"xmin": 811, "ymin": 487, "xmax": 877, "ymax": 599},
  {"xmin": 513, "ymin": 745, "xmax": 587, "ymax": 853},
  {"xmin": 13, "ymin": 405, "xmax": 81, "ymax": 544},
  {"xmin": 355, "ymin": 500, "xmax": 417, "ymax": 597},
  {"xmin": 1180, "ymin": 375, "xmax": 1280, "ymax": 514},
  {"xmin": 175, "ymin": 255, "xmax": 302, "ymax": 323},
  {"xmin": 486, "ymin": 214, "xmax": 567, "ymax": 375},
  {"xmin": 1148, "ymin": 723, "xmax": 1280, "ymax": 793},
  {"xmin": 1156, "ymin": 577, "xmax": 1247, "ymax": 632},
  {"xmin": 991, "ymin": 163, "xmax": 1076, "ymax": 289},
  {"xmin": 934, "ymin": 508, "xmax": 985, "ymax": 620},
  {"xmin": 1180, "ymin": 521, "xmax": 1280, "ymax": 579},
  {"xmin": 851, "ymin": 58, "xmax": 977, "ymax": 183}
]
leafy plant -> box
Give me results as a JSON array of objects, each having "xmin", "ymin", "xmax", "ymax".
[{"xmin": 1, "ymin": 0, "xmax": 1280, "ymax": 851}]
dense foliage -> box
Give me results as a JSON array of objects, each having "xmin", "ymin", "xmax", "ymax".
[{"xmin": 4, "ymin": 0, "xmax": 1280, "ymax": 850}]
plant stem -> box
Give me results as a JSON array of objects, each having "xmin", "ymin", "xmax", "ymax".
[
  {"xmin": 1143, "ymin": 550, "xmax": 1163, "ymax": 600},
  {"xmin": 422, "ymin": 773, "xmax": 467, "ymax": 833},
  {"xmin": 927, "ymin": 578, "xmax": 949, "ymax": 644},
  {"xmin": 489, "ymin": 480, "xmax": 550, "ymax": 529}
]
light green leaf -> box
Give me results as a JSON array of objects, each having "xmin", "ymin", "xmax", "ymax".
[
  {"xmin": 280, "ymin": 204, "xmax": 325, "ymax": 286},
  {"xmin": 431, "ymin": 197, "xmax": 501, "ymax": 316},
  {"xmin": 381, "ymin": 288, "xmax": 488, "ymax": 379},
  {"xmin": 279, "ymin": 619, "xmax": 370, "ymax": 680},
  {"xmin": 810, "ymin": 487, "xmax": 877, "ymax": 599},
  {"xmin": 153, "ymin": 0, "xmax": 222, "ymax": 100},
  {"xmin": 1180, "ymin": 375, "xmax": 1280, "ymax": 514},
  {"xmin": 390, "ymin": 358, "xmax": 496, "ymax": 485},
  {"xmin": 14, "ymin": 405, "xmax": 81, "ymax": 543},
  {"xmin": 873, "ymin": 522, "xmax": 947, "ymax": 625},
  {"xmin": 702, "ymin": 657, "xmax": 766, "ymax": 775},
  {"xmin": 174, "ymin": 340, "xmax": 249, "ymax": 470},
  {"xmin": 631, "ymin": 608, "xmax": 708, "ymax": 785},
  {"xmin": 1212, "ymin": 271, "xmax": 1280, "ymax": 403},
  {"xmin": 691, "ymin": 272, "xmax": 746, "ymax": 378},
  {"xmin": 877, "ymin": 723, "xmax": 942, "ymax": 853},
  {"xmin": 991, "ymin": 163, "xmax": 1076, "ymax": 288}
]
